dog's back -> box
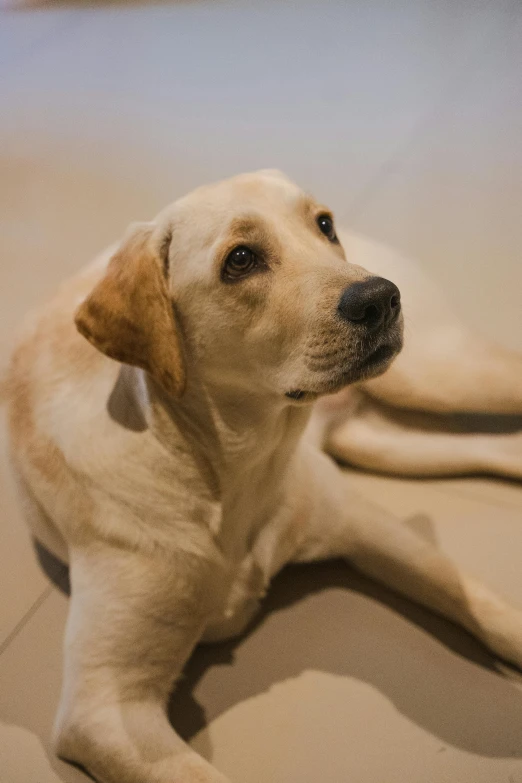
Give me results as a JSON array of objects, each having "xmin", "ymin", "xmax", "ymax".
[{"xmin": 4, "ymin": 252, "xmax": 119, "ymax": 559}]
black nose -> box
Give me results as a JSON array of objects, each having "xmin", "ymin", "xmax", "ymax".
[{"xmin": 337, "ymin": 277, "xmax": 401, "ymax": 331}]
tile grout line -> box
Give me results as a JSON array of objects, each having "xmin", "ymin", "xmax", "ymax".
[{"xmin": 0, "ymin": 583, "xmax": 53, "ymax": 657}]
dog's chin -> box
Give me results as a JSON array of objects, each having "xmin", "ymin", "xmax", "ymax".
[
  {"xmin": 285, "ymin": 338, "xmax": 402, "ymax": 404},
  {"xmin": 354, "ymin": 342, "xmax": 399, "ymax": 378}
]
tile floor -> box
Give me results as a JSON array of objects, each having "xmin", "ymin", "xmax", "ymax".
[{"xmin": 1, "ymin": 1, "xmax": 522, "ymax": 781}]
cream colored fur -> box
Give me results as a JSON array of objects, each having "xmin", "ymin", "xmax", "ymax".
[{"xmin": 5, "ymin": 170, "xmax": 522, "ymax": 783}]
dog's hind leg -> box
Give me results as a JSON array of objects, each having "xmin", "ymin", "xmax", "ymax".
[
  {"xmin": 324, "ymin": 392, "xmax": 522, "ymax": 480},
  {"xmin": 364, "ymin": 330, "xmax": 522, "ymax": 416}
]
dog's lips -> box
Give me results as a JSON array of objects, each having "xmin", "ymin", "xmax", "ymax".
[
  {"xmin": 285, "ymin": 389, "xmax": 307, "ymax": 401},
  {"xmin": 351, "ymin": 335, "xmax": 402, "ymax": 379},
  {"xmin": 285, "ymin": 388, "xmax": 320, "ymax": 403},
  {"xmin": 286, "ymin": 336, "xmax": 402, "ymax": 402},
  {"xmin": 360, "ymin": 342, "xmax": 398, "ymax": 368}
]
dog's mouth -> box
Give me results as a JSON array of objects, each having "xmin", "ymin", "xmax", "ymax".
[
  {"xmin": 361, "ymin": 343, "xmax": 397, "ymax": 367},
  {"xmin": 285, "ymin": 337, "xmax": 401, "ymax": 403},
  {"xmin": 285, "ymin": 389, "xmax": 313, "ymax": 402}
]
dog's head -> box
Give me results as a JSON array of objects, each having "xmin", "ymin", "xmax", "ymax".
[{"xmin": 75, "ymin": 170, "xmax": 403, "ymax": 403}]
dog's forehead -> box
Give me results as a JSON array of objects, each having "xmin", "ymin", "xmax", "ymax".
[{"xmin": 174, "ymin": 171, "xmax": 311, "ymax": 225}]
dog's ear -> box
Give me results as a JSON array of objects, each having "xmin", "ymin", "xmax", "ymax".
[{"xmin": 75, "ymin": 222, "xmax": 186, "ymax": 398}]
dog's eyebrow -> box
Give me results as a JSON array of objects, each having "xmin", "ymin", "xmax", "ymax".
[
  {"xmin": 227, "ymin": 215, "xmax": 269, "ymax": 237},
  {"xmin": 299, "ymin": 195, "xmax": 316, "ymax": 214},
  {"xmin": 225, "ymin": 215, "xmax": 279, "ymax": 254},
  {"xmin": 298, "ymin": 195, "xmax": 328, "ymax": 221}
]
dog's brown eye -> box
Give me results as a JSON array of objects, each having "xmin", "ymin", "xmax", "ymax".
[
  {"xmin": 223, "ymin": 246, "xmax": 257, "ymax": 280},
  {"xmin": 317, "ymin": 214, "xmax": 337, "ymax": 242}
]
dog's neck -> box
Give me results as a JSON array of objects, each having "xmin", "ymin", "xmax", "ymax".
[{"xmin": 140, "ymin": 369, "xmax": 312, "ymax": 494}]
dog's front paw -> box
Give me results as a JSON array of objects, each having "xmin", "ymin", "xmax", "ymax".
[
  {"xmin": 169, "ymin": 754, "xmax": 232, "ymax": 783},
  {"xmin": 55, "ymin": 715, "xmax": 232, "ymax": 783}
]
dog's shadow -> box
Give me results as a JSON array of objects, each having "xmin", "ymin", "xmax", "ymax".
[{"xmin": 37, "ymin": 538, "xmax": 522, "ymax": 764}]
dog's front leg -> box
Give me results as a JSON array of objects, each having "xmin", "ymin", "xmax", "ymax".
[
  {"xmin": 54, "ymin": 542, "xmax": 230, "ymax": 783},
  {"xmin": 294, "ymin": 447, "xmax": 522, "ymax": 670}
]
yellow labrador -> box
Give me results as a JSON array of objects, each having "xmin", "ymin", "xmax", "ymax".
[{"xmin": 5, "ymin": 170, "xmax": 522, "ymax": 783}]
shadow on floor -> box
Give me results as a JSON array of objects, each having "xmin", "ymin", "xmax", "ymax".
[{"xmin": 172, "ymin": 559, "xmax": 522, "ymax": 760}]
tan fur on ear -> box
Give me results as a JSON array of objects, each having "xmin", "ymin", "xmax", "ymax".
[{"xmin": 75, "ymin": 224, "xmax": 186, "ymax": 398}]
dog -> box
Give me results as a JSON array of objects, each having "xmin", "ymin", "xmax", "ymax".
[{"xmin": 4, "ymin": 169, "xmax": 522, "ymax": 783}]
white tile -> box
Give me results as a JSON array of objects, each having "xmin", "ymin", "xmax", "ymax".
[
  {"xmin": 0, "ymin": 7, "xmax": 82, "ymax": 70},
  {"xmin": 0, "ymin": 720, "xmax": 65, "ymax": 783},
  {"xmin": 192, "ymin": 669, "xmax": 522, "ymax": 783},
  {"xmin": 0, "ymin": 0, "xmax": 515, "ymax": 211},
  {"xmin": 0, "ymin": 410, "xmax": 49, "ymax": 649},
  {"xmin": 0, "ymin": 589, "xmax": 89, "ymax": 782},
  {"xmin": 351, "ymin": 7, "xmax": 522, "ymax": 349}
]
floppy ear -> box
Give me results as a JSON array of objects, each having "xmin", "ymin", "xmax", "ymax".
[{"xmin": 75, "ymin": 223, "xmax": 186, "ymax": 398}]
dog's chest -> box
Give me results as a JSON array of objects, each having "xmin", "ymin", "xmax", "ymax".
[
  {"xmin": 202, "ymin": 552, "xmax": 268, "ymax": 643},
  {"xmin": 202, "ymin": 491, "xmax": 300, "ymax": 644}
]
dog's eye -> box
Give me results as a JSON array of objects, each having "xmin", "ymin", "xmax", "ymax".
[
  {"xmin": 317, "ymin": 214, "xmax": 337, "ymax": 242},
  {"xmin": 223, "ymin": 246, "xmax": 257, "ymax": 280}
]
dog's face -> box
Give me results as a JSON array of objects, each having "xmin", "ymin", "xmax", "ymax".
[{"xmin": 76, "ymin": 170, "xmax": 403, "ymax": 402}]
